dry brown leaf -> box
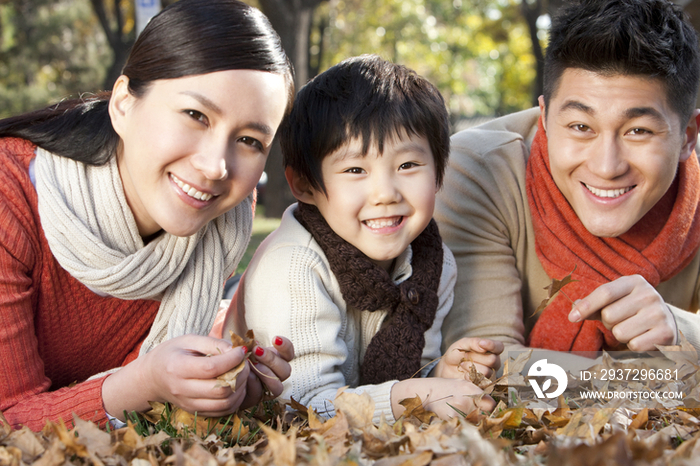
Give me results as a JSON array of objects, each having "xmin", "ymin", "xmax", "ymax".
[
  {"xmin": 479, "ymin": 412, "xmax": 510, "ymax": 439},
  {"xmin": 372, "ymin": 450, "xmax": 433, "ymax": 466},
  {"xmin": 399, "ymin": 395, "xmax": 437, "ymax": 425},
  {"xmin": 215, "ymin": 329, "xmax": 257, "ymax": 390},
  {"xmin": 3, "ymin": 426, "xmax": 45, "ymax": 462},
  {"xmin": 532, "ymin": 266, "xmax": 578, "ymax": 316},
  {"xmin": 629, "ymin": 408, "xmax": 649, "ymax": 430},
  {"xmin": 259, "ymin": 424, "xmax": 297, "ymax": 466},
  {"xmin": 333, "ymin": 390, "xmax": 376, "ymax": 431}
]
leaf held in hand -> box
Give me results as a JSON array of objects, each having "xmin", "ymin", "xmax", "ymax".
[
  {"xmin": 532, "ymin": 265, "xmax": 578, "ymax": 316},
  {"xmin": 215, "ymin": 329, "xmax": 257, "ymax": 389}
]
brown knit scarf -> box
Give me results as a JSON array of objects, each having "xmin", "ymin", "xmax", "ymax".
[
  {"xmin": 526, "ymin": 115, "xmax": 700, "ymax": 352},
  {"xmin": 294, "ymin": 202, "xmax": 444, "ymax": 384}
]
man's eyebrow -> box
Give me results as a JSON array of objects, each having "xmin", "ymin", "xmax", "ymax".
[
  {"xmin": 558, "ymin": 100, "xmax": 594, "ymax": 115},
  {"xmin": 623, "ymin": 106, "xmax": 666, "ymax": 123}
]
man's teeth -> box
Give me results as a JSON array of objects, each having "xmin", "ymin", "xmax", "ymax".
[
  {"xmin": 171, "ymin": 174, "xmax": 213, "ymax": 201},
  {"xmin": 364, "ymin": 217, "xmax": 401, "ymax": 229},
  {"xmin": 584, "ymin": 183, "xmax": 632, "ymax": 199}
]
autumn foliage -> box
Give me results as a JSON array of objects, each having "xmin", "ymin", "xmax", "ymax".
[{"xmin": 4, "ymin": 335, "xmax": 700, "ymax": 465}]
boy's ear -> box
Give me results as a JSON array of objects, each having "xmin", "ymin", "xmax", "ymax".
[{"xmin": 285, "ymin": 166, "xmax": 317, "ymax": 205}]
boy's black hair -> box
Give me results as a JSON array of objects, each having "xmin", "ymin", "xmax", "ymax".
[
  {"xmin": 281, "ymin": 55, "xmax": 450, "ymax": 194},
  {"xmin": 543, "ymin": 0, "xmax": 700, "ymax": 125}
]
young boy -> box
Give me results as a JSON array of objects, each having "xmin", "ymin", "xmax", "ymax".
[{"xmin": 223, "ymin": 55, "xmax": 502, "ymax": 423}]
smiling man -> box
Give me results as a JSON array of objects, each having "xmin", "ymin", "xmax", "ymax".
[{"xmin": 436, "ymin": 0, "xmax": 700, "ymax": 360}]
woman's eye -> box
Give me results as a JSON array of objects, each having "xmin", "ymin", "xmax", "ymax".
[
  {"xmin": 185, "ymin": 109, "xmax": 209, "ymax": 125},
  {"xmin": 239, "ymin": 136, "xmax": 263, "ymax": 151}
]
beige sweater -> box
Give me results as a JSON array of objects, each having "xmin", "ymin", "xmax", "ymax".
[
  {"xmin": 226, "ymin": 204, "xmax": 457, "ymax": 424},
  {"xmin": 435, "ymin": 107, "xmax": 700, "ymax": 365}
]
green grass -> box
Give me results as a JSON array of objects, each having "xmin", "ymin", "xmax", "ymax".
[{"xmin": 236, "ymin": 208, "xmax": 281, "ymax": 275}]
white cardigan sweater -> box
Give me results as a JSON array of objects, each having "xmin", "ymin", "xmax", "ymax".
[{"xmin": 225, "ymin": 204, "xmax": 456, "ymax": 424}]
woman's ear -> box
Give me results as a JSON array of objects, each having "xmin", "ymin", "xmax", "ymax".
[
  {"xmin": 108, "ymin": 75, "xmax": 133, "ymax": 138},
  {"xmin": 285, "ymin": 166, "xmax": 317, "ymax": 205}
]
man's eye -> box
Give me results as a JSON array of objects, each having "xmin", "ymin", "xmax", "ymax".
[
  {"xmin": 629, "ymin": 128, "xmax": 651, "ymax": 135},
  {"xmin": 571, "ymin": 124, "xmax": 589, "ymax": 132}
]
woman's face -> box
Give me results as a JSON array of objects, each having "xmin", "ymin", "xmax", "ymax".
[{"xmin": 109, "ymin": 69, "xmax": 288, "ymax": 238}]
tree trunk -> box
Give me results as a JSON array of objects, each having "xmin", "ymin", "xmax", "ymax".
[
  {"xmin": 258, "ymin": 0, "xmax": 325, "ymax": 217},
  {"xmin": 90, "ymin": 0, "xmax": 134, "ymax": 90}
]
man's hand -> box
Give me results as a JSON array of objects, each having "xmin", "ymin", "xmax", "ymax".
[{"xmin": 568, "ymin": 275, "xmax": 678, "ymax": 351}]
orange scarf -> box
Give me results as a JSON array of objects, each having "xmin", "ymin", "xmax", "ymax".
[{"xmin": 526, "ymin": 116, "xmax": 700, "ymax": 352}]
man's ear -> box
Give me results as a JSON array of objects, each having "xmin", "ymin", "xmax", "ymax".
[
  {"xmin": 679, "ymin": 109, "xmax": 700, "ymax": 162},
  {"xmin": 538, "ymin": 95, "xmax": 547, "ymax": 132},
  {"xmin": 108, "ymin": 75, "xmax": 133, "ymax": 138},
  {"xmin": 285, "ymin": 166, "xmax": 317, "ymax": 205}
]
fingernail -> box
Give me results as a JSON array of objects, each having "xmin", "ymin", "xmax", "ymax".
[
  {"xmin": 242, "ymin": 346, "xmax": 248, "ymax": 355},
  {"xmin": 274, "ymin": 336, "xmax": 283, "ymax": 346},
  {"xmin": 569, "ymin": 310, "xmax": 581, "ymax": 322},
  {"xmin": 255, "ymin": 347, "xmax": 265, "ymax": 357}
]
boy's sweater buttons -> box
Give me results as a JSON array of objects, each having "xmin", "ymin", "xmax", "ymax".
[{"xmin": 407, "ymin": 289, "xmax": 419, "ymax": 304}]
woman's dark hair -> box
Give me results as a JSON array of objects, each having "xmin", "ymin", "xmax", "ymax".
[
  {"xmin": 0, "ymin": 0, "xmax": 294, "ymax": 164},
  {"xmin": 281, "ymin": 55, "xmax": 450, "ymax": 193},
  {"xmin": 543, "ymin": 0, "xmax": 700, "ymax": 126}
]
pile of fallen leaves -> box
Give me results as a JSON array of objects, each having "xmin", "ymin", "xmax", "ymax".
[{"xmin": 4, "ymin": 336, "xmax": 700, "ymax": 466}]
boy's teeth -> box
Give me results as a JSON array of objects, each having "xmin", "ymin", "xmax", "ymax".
[
  {"xmin": 364, "ymin": 217, "xmax": 401, "ymax": 229},
  {"xmin": 171, "ymin": 174, "xmax": 213, "ymax": 201},
  {"xmin": 584, "ymin": 183, "xmax": 632, "ymax": 199}
]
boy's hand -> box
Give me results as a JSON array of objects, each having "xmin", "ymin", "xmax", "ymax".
[
  {"xmin": 391, "ymin": 378, "xmax": 495, "ymax": 421},
  {"xmin": 434, "ymin": 337, "xmax": 503, "ymax": 379}
]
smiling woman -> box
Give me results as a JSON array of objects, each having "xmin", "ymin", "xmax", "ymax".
[{"xmin": 0, "ymin": 0, "xmax": 295, "ymax": 432}]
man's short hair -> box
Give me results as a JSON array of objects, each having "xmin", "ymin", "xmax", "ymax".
[
  {"xmin": 543, "ymin": 0, "xmax": 700, "ymax": 125},
  {"xmin": 280, "ymin": 55, "xmax": 450, "ymax": 194}
]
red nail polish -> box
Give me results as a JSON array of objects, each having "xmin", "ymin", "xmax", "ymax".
[
  {"xmin": 274, "ymin": 336, "xmax": 283, "ymax": 346},
  {"xmin": 255, "ymin": 346, "xmax": 264, "ymax": 357}
]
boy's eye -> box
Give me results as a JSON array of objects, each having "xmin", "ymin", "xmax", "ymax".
[
  {"xmin": 399, "ymin": 162, "xmax": 418, "ymax": 170},
  {"xmin": 239, "ymin": 136, "xmax": 264, "ymax": 151},
  {"xmin": 343, "ymin": 167, "xmax": 365, "ymax": 174},
  {"xmin": 185, "ymin": 109, "xmax": 209, "ymax": 126}
]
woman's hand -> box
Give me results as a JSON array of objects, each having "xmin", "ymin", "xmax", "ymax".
[
  {"xmin": 390, "ymin": 378, "xmax": 495, "ymax": 421},
  {"xmin": 568, "ymin": 275, "xmax": 678, "ymax": 351},
  {"xmin": 434, "ymin": 337, "xmax": 504, "ymax": 379},
  {"xmin": 240, "ymin": 336, "xmax": 295, "ymax": 409},
  {"xmin": 102, "ymin": 334, "xmax": 251, "ymax": 421}
]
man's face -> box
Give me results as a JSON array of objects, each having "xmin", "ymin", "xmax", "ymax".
[{"xmin": 541, "ymin": 68, "xmax": 699, "ymax": 237}]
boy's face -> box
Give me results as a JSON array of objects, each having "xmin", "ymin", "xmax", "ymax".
[
  {"xmin": 306, "ymin": 133, "xmax": 437, "ymax": 270},
  {"xmin": 541, "ymin": 68, "xmax": 698, "ymax": 238}
]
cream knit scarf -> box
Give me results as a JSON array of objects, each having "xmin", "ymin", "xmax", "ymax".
[{"xmin": 33, "ymin": 147, "xmax": 253, "ymax": 355}]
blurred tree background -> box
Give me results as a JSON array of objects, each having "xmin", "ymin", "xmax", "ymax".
[{"xmin": 0, "ymin": 0, "xmax": 697, "ymax": 216}]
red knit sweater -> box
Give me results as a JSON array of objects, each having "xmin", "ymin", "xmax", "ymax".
[{"xmin": 0, "ymin": 138, "xmax": 160, "ymax": 431}]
